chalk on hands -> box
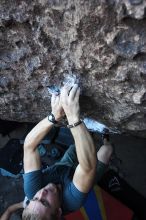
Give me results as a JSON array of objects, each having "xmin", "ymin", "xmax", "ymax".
[{"xmin": 47, "ymin": 85, "xmax": 60, "ymax": 95}]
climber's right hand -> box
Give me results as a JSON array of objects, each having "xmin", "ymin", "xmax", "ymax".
[{"xmin": 60, "ymin": 84, "xmax": 80, "ymax": 124}]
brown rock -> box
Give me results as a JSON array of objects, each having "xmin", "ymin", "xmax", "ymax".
[{"xmin": 0, "ymin": 0, "xmax": 146, "ymax": 136}]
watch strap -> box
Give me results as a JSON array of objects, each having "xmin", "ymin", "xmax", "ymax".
[{"xmin": 67, "ymin": 119, "xmax": 83, "ymax": 128}]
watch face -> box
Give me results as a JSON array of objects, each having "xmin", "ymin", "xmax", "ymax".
[
  {"xmin": 49, "ymin": 115, "xmax": 53, "ymax": 121},
  {"xmin": 48, "ymin": 114, "xmax": 56, "ymax": 123}
]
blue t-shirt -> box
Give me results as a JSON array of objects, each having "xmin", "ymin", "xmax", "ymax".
[{"xmin": 23, "ymin": 164, "xmax": 87, "ymax": 214}]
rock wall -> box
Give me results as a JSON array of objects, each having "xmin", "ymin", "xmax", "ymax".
[{"xmin": 0, "ymin": 0, "xmax": 146, "ymax": 136}]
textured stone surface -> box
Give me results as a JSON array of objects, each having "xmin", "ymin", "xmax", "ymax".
[{"xmin": 0, "ymin": 0, "xmax": 146, "ymax": 136}]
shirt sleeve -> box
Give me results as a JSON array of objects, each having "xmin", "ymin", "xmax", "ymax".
[
  {"xmin": 23, "ymin": 170, "xmax": 42, "ymax": 200},
  {"xmin": 63, "ymin": 181, "xmax": 87, "ymax": 213}
]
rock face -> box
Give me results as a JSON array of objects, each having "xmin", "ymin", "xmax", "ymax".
[{"xmin": 0, "ymin": 0, "xmax": 146, "ymax": 136}]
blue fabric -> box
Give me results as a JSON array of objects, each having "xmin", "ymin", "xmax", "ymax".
[
  {"xmin": 23, "ymin": 164, "xmax": 87, "ymax": 214},
  {"xmin": 84, "ymin": 189, "xmax": 102, "ymax": 220}
]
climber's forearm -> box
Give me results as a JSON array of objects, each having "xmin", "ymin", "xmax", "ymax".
[{"xmin": 24, "ymin": 117, "xmax": 53, "ymax": 151}]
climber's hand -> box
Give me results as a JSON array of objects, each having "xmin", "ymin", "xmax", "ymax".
[
  {"xmin": 51, "ymin": 93, "xmax": 65, "ymax": 121},
  {"xmin": 60, "ymin": 84, "xmax": 80, "ymax": 124}
]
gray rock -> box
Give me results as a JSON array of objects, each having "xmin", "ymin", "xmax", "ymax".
[
  {"xmin": 129, "ymin": 0, "xmax": 143, "ymax": 6},
  {"xmin": 0, "ymin": 0, "xmax": 146, "ymax": 137}
]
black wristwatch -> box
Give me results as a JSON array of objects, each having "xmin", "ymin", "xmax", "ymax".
[{"xmin": 48, "ymin": 113, "xmax": 58, "ymax": 124}]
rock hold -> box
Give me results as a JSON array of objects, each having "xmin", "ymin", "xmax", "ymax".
[{"xmin": 0, "ymin": 0, "xmax": 146, "ymax": 137}]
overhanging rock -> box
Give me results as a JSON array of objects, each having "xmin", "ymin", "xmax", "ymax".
[{"xmin": 0, "ymin": 0, "xmax": 146, "ymax": 137}]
